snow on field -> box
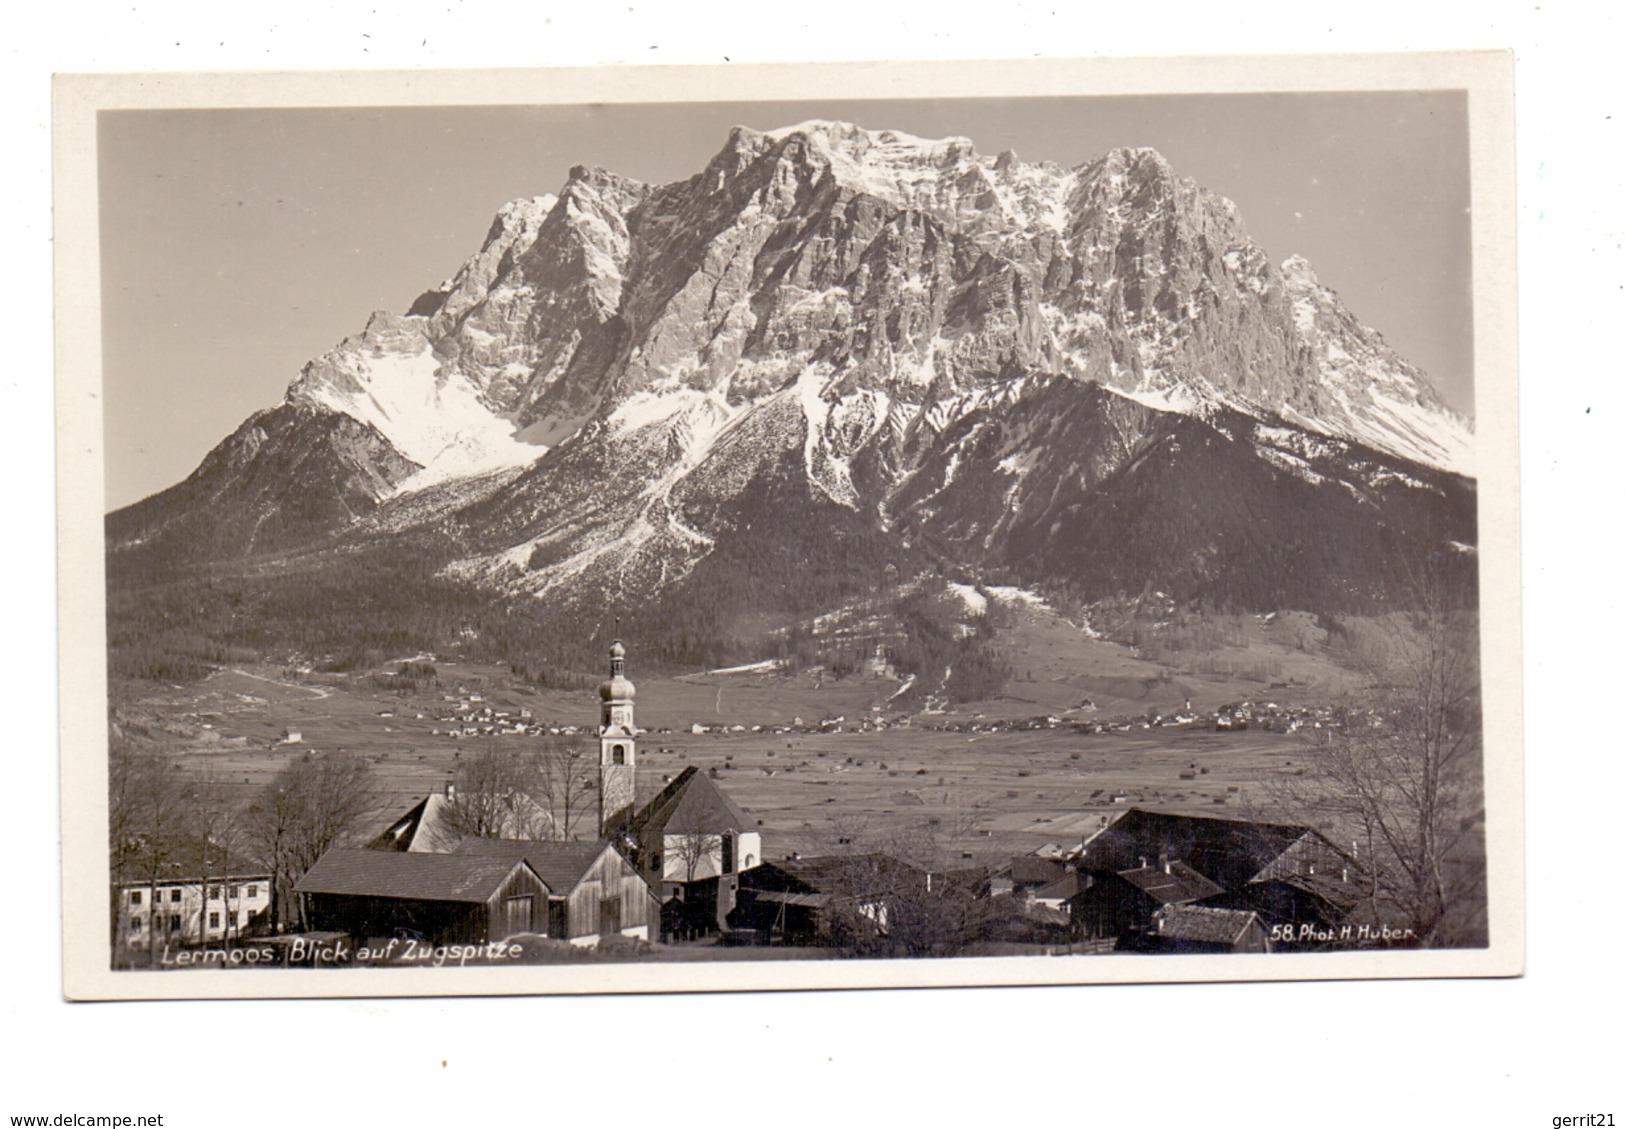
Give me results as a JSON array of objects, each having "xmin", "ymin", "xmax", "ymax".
[
  {"xmin": 946, "ymin": 582, "xmax": 988, "ymax": 615},
  {"xmin": 984, "ymin": 585, "xmax": 1048, "ymax": 610},
  {"xmin": 707, "ymin": 659, "xmax": 785, "ymax": 676}
]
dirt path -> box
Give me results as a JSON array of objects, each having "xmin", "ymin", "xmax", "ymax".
[{"xmin": 225, "ymin": 668, "xmax": 332, "ymax": 700}]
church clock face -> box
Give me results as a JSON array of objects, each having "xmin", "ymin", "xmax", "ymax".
[{"xmin": 607, "ymin": 704, "xmax": 633, "ymax": 727}]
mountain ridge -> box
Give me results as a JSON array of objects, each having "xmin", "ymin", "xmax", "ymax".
[{"xmin": 107, "ymin": 121, "xmax": 1477, "ymax": 677}]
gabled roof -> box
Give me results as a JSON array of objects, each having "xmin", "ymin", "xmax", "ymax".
[
  {"xmin": 769, "ymin": 854, "xmax": 927, "ymax": 899},
  {"xmin": 1254, "ymin": 870, "xmax": 1365, "ymax": 917},
  {"xmin": 628, "ymin": 766, "xmax": 751, "ymax": 839},
  {"xmin": 294, "ymin": 849, "xmax": 534, "ymax": 903},
  {"xmin": 751, "ymin": 890, "xmax": 832, "ymax": 909},
  {"xmin": 454, "ymin": 838, "xmax": 630, "ymax": 894},
  {"xmin": 1081, "ymin": 808, "xmax": 1333, "ymax": 891},
  {"xmin": 1010, "ymin": 856, "xmax": 1068, "ymax": 885},
  {"xmin": 1032, "ymin": 872, "xmax": 1084, "ymax": 903},
  {"xmin": 1116, "ymin": 861, "xmax": 1225, "ymax": 906},
  {"xmin": 1153, "ymin": 905, "xmax": 1262, "ymax": 945},
  {"xmin": 367, "ymin": 792, "xmax": 557, "ymax": 853}
]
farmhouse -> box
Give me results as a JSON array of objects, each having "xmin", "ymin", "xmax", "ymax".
[
  {"xmin": 728, "ymin": 853, "xmax": 931, "ymax": 945},
  {"xmin": 1069, "ymin": 808, "xmax": 1360, "ymax": 946},
  {"xmin": 1008, "ymin": 854, "xmax": 1069, "ymax": 895},
  {"xmin": 1070, "ymin": 858, "xmax": 1225, "ymax": 941}
]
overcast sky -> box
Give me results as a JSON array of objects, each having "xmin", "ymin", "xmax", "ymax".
[{"xmin": 98, "ymin": 91, "xmax": 1471, "ymax": 511}]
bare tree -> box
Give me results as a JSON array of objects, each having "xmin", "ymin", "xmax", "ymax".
[
  {"xmin": 437, "ymin": 747, "xmax": 556, "ymax": 842},
  {"xmin": 941, "ymin": 788, "xmax": 992, "ymax": 842},
  {"xmin": 1273, "ymin": 564, "xmax": 1485, "ymax": 947},
  {"xmin": 108, "ymin": 741, "xmax": 190, "ymax": 964},
  {"xmin": 245, "ymin": 751, "xmax": 379, "ymax": 932},
  {"xmin": 819, "ymin": 824, "xmax": 978, "ymax": 957},
  {"xmin": 665, "ymin": 783, "xmax": 741, "ymax": 887},
  {"xmin": 187, "ymin": 772, "xmax": 250, "ymax": 945},
  {"xmin": 533, "ymin": 737, "xmax": 597, "ymax": 841}
]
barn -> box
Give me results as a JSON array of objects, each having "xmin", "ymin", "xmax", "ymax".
[
  {"xmin": 1066, "ymin": 808, "xmax": 1364, "ymax": 948},
  {"xmin": 453, "ymin": 839, "xmax": 658, "ymax": 944},
  {"xmin": 295, "ymin": 850, "xmax": 548, "ymax": 946},
  {"xmin": 296, "ymin": 839, "xmax": 659, "ymax": 947}
]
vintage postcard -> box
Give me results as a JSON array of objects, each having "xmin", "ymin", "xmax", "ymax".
[{"xmin": 54, "ymin": 52, "xmax": 1521, "ymax": 999}]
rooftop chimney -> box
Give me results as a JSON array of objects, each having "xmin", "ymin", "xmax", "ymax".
[{"xmin": 1159, "ymin": 853, "xmax": 1172, "ymax": 875}]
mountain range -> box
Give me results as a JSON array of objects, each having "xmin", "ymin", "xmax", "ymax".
[{"xmin": 106, "ymin": 121, "xmax": 1477, "ymax": 677}]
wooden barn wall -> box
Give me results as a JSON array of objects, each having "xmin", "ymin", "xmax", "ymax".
[
  {"xmin": 304, "ymin": 894, "xmax": 486, "ymax": 945},
  {"xmin": 562, "ymin": 850, "xmax": 652, "ymax": 939},
  {"xmin": 484, "ymin": 865, "xmax": 549, "ymax": 939}
]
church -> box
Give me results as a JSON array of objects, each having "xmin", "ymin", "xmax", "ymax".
[
  {"xmin": 293, "ymin": 639, "xmax": 761, "ymax": 948},
  {"xmin": 594, "ymin": 640, "xmax": 764, "ymax": 937}
]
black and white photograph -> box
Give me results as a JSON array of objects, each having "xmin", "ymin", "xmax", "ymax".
[
  {"xmin": 21, "ymin": 0, "xmax": 1625, "ymax": 1120},
  {"xmin": 54, "ymin": 53, "xmax": 1520, "ymax": 1000}
]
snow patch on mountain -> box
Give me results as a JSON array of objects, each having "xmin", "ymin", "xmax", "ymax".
[
  {"xmin": 985, "ymin": 585, "xmax": 1051, "ymax": 611},
  {"xmin": 796, "ymin": 365, "xmax": 860, "ymax": 509},
  {"xmin": 752, "ymin": 120, "xmax": 1078, "ymax": 234},
  {"xmin": 946, "ymin": 582, "xmax": 988, "ymax": 616},
  {"xmin": 289, "ymin": 320, "xmax": 545, "ymax": 495},
  {"xmin": 708, "ymin": 659, "xmax": 785, "ymax": 675}
]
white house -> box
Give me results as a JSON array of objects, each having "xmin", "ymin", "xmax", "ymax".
[{"xmin": 116, "ymin": 868, "xmax": 272, "ymax": 951}]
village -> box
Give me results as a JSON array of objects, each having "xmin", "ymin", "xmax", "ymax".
[{"xmin": 109, "ymin": 638, "xmax": 1401, "ymax": 969}]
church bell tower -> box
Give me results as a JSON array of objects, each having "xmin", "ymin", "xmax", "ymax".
[{"xmin": 598, "ymin": 639, "xmax": 637, "ymax": 836}]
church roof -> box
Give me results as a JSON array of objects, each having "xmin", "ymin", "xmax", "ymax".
[{"xmin": 628, "ymin": 766, "xmax": 751, "ymax": 838}]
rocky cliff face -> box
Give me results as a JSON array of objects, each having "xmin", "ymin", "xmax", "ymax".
[{"xmin": 109, "ymin": 121, "xmax": 1477, "ymax": 652}]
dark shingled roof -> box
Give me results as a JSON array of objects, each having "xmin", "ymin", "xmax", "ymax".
[
  {"xmin": 116, "ymin": 835, "xmax": 267, "ymax": 884},
  {"xmin": 453, "ymin": 839, "xmax": 617, "ymax": 894},
  {"xmin": 1032, "ymin": 872, "xmax": 1084, "ymax": 902},
  {"xmin": 1117, "ymin": 861, "xmax": 1225, "ymax": 906},
  {"xmin": 1010, "ymin": 856, "xmax": 1068, "ymax": 886},
  {"xmin": 772, "ymin": 854, "xmax": 927, "ymax": 898},
  {"xmin": 628, "ymin": 766, "xmax": 751, "ymax": 838},
  {"xmin": 1082, "ymin": 808, "xmax": 1334, "ymax": 891},
  {"xmin": 294, "ymin": 849, "xmax": 531, "ymax": 903},
  {"xmin": 1153, "ymin": 905, "xmax": 1262, "ymax": 945},
  {"xmin": 740, "ymin": 854, "xmax": 928, "ymax": 904}
]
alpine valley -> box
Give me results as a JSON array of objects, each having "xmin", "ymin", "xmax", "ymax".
[{"xmin": 106, "ymin": 121, "xmax": 1477, "ymax": 689}]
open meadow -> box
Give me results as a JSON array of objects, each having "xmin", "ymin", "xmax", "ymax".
[{"xmin": 112, "ymin": 599, "xmax": 1363, "ymax": 868}]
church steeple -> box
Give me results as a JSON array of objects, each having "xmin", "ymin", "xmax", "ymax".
[{"xmin": 598, "ymin": 639, "xmax": 637, "ymax": 836}]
